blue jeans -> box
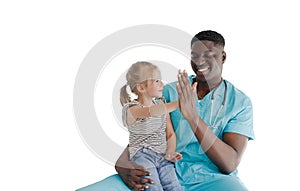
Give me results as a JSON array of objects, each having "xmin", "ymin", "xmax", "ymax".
[{"xmin": 131, "ymin": 147, "xmax": 182, "ymax": 191}]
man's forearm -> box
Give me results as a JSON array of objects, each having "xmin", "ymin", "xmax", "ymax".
[
  {"xmin": 115, "ymin": 146, "xmax": 130, "ymax": 171},
  {"xmin": 189, "ymin": 116, "xmax": 240, "ymax": 174}
]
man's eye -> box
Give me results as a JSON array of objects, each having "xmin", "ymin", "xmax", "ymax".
[{"xmin": 204, "ymin": 54, "xmax": 210, "ymax": 58}]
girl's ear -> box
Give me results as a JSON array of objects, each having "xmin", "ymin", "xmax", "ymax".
[{"xmin": 136, "ymin": 83, "xmax": 145, "ymax": 93}]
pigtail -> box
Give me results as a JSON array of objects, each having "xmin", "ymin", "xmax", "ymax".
[{"xmin": 120, "ymin": 84, "xmax": 131, "ymax": 106}]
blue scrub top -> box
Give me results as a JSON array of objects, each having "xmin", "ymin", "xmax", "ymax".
[
  {"xmin": 162, "ymin": 75, "xmax": 254, "ymax": 186},
  {"xmin": 76, "ymin": 75, "xmax": 254, "ymax": 191}
]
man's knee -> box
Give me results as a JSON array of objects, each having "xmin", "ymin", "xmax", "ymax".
[{"xmin": 206, "ymin": 176, "xmax": 248, "ymax": 191}]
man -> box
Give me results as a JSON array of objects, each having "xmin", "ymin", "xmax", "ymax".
[{"xmin": 77, "ymin": 30, "xmax": 254, "ymax": 191}]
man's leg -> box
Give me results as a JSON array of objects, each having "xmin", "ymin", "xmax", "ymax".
[{"xmin": 76, "ymin": 174, "xmax": 131, "ymax": 191}]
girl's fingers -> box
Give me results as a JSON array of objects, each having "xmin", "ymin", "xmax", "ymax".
[
  {"xmin": 192, "ymin": 82, "xmax": 198, "ymax": 100},
  {"xmin": 192, "ymin": 82, "xmax": 197, "ymax": 92}
]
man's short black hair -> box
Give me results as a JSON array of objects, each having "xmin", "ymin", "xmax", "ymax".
[{"xmin": 191, "ymin": 30, "xmax": 225, "ymax": 47}]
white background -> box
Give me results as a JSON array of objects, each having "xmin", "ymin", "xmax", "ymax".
[{"xmin": 1, "ymin": 1, "xmax": 300, "ymax": 190}]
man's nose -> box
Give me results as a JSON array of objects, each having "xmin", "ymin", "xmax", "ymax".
[
  {"xmin": 194, "ymin": 58, "xmax": 206, "ymax": 66},
  {"xmin": 193, "ymin": 55, "xmax": 206, "ymax": 64}
]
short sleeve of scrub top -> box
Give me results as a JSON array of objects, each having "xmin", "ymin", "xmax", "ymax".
[{"xmin": 223, "ymin": 92, "xmax": 254, "ymax": 140}]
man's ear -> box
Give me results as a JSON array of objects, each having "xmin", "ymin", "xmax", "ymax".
[{"xmin": 222, "ymin": 51, "xmax": 226, "ymax": 64}]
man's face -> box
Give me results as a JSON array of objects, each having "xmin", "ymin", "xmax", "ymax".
[{"xmin": 191, "ymin": 40, "xmax": 226, "ymax": 82}]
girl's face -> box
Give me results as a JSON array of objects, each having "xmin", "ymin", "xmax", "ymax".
[
  {"xmin": 143, "ymin": 69, "xmax": 164, "ymax": 98},
  {"xmin": 145, "ymin": 78, "xmax": 164, "ymax": 98}
]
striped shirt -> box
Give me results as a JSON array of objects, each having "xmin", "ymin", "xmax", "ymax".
[{"xmin": 122, "ymin": 99, "xmax": 167, "ymax": 159}]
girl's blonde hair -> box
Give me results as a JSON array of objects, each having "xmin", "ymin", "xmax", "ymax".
[{"xmin": 120, "ymin": 61, "xmax": 160, "ymax": 106}]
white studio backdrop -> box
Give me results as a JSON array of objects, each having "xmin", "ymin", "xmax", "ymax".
[{"xmin": 1, "ymin": 1, "xmax": 299, "ymax": 191}]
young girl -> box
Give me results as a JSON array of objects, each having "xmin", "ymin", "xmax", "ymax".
[{"xmin": 119, "ymin": 61, "xmax": 182, "ymax": 191}]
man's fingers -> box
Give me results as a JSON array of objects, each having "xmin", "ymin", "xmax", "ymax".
[
  {"xmin": 130, "ymin": 168, "xmax": 150, "ymax": 176},
  {"xmin": 131, "ymin": 163, "xmax": 147, "ymax": 171},
  {"xmin": 129, "ymin": 175, "xmax": 152, "ymax": 191},
  {"xmin": 183, "ymin": 70, "xmax": 194, "ymax": 96},
  {"xmin": 177, "ymin": 72, "xmax": 187, "ymax": 101},
  {"xmin": 176, "ymin": 83, "xmax": 183, "ymax": 101},
  {"xmin": 132, "ymin": 181, "xmax": 150, "ymax": 191},
  {"xmin": 130, "ymin": 169, "xmax": 154, "ymax": 183},
  {"xmin": 178, "ymin": 70, "xmax": 192, "ymax": 98},
  {"xmin": 132, "ymin": 182, "xmax": 147, "ymax": 191},
  {"xmin": 184, "ymin": 72, "xmax": 197, "ymax": 101},
  {"xmin": 182, "ymin": 70, "xmax": 190, "ymax": 88},
  {"xmin": 130, "ymin": 173, "xmax": 154, "ymax": 191}
]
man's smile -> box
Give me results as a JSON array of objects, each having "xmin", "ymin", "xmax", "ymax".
[{"xmin": 195, "ymin": 64, "xmax": 210, "ymax": 74}]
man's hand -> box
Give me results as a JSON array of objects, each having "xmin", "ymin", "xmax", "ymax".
[
  {"xmin": 115, "ymin": 146, "xmax": 154, "ymax": 191},
  {"xmin": 176, "ymin": 70, "xmax": 198, "ymax": 122},
  {"xmin": 115, "ymin": 162, "xmax": 154, "ymax": 191}
]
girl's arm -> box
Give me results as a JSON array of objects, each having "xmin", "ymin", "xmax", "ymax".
[
  {"xmin": 164, "ymin": 113, "xmax": 182, "ymax": 162},
  {"xmin": 126, "ymin": 101, "xmax": 178, "ymax": 126}
]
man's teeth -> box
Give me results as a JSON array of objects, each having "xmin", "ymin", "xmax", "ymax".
[{"xmin": 198, "ymin": 67, "xmax": 209, "ymax": 72}]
